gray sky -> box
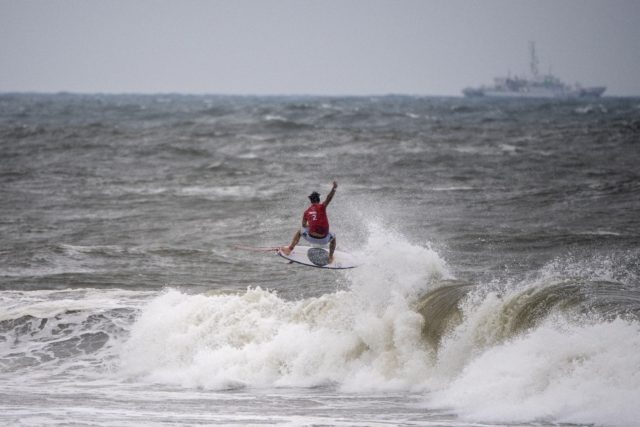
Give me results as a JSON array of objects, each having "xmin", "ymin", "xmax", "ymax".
[{"xmin": 1, "ymin": 0, "xmax": 639, "ymax": 96}]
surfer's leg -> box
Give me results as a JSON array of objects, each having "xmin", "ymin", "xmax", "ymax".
[
  {"xmin": 282, "ymin": 230, "xmax": 301, "ymax": 255},
  {"xmin": 328, "ymin": 236, "xmax": 336, "ymax": 263}
]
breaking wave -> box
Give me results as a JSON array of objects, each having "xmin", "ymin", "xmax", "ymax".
[
  {"xmin": 3, "ymin": 225, "xmax": 638, "ymax": 426},
  {"xmin": 118, "ymin": 227, "xmax": 640, "ymax": 426}
]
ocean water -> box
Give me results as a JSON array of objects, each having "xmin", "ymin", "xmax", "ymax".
[{"xmin": 1, "ymin": 93, "xmax": 639, "ymax": 426}]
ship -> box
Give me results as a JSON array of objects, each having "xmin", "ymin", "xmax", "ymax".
[{"xmin": 462, "ymin": 42, "xmax": 606, "ymax": 99}]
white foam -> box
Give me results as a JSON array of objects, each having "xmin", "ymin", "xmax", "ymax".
[
  {"xmin": 179, "ymin": 185, "xmax": 275, "ymax": 200},
  {"xmin": 0, "ymin": 289, "xmax": 151, "ymax": 383},
  {"xmin": 0, "ymin": 288, "xmax": 149, "ymax": 321},
  {"xmin": 117, "ymin": 224, "xmax": 640, "ymax": 426},
  {"xmin": 121, "ymin": 286, "xmax": 430, "ymax": 391},
  {"xmin": 262, "ymin": 114, "xmax": 287, "ymax": 122},
  {"xmin": 348, "ymin": 222, "xmax": 450, "ymax": 302},
  {"xmin": 539, "ymin": 252, "xmax": 639, "ymax": 287},
  {"xmin": 430, "ymin": 317, "xmax": 640, "ymax": 427},
  {"xmin": 500, "ymin": 143, "xmax": 518, "ymax": 153},
  {"xmin": 575, "ymin": 104, "xmax": 608, "ymax": 114},
  {"xmin": 120, "ymin": 226, "xmax": 449, "ymax": 392},
  {"xmin": 577, "ymin": 230, "xmax": 622, "ymax": 236},
  {"xmin": 424, "ymin": 267, "xmax": 640, "ymax": 427},
  {"xmin": 0, "ymin": 246, "xmax": 94, "ymax": 278}
]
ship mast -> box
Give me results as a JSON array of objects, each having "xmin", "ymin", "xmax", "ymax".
[{"xmin": 529, "ymin": 41, "xmax": 539, "ymax": 78}]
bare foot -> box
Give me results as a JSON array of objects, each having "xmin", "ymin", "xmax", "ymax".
[
  {"xmin": 280, "ymin": 246, "xmax": 293, "ymax": 255},
  {"xmin": 328, "ymin": 256, "xmax": 334, "ymax": 264}
]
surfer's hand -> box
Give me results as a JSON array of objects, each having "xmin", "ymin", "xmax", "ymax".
[{"xmin": 332, "ymin": 181, "xmax": 338, "ymax": 190}]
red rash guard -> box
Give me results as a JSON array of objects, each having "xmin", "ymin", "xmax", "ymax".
[{"xmin": 303, "ymin": 203, "xmax": 329, "ymax": 237}]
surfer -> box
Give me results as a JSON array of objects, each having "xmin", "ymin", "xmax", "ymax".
[{"xmin": 281, "ymin": 181, "xmax": 338, "ymax": 263}]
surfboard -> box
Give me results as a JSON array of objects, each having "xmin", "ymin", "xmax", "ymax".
[
  {"xmin": 233, "ymin": 245, "xmax": 358, "ymax": 269},
  {"xmin": 277, "ymin": 246, "xmax": 357, "ymax": 269}
]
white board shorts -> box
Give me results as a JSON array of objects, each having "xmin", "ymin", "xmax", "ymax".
[{"xmin": 301, "ymin": 228, "xmax": 335, "ymax": 246}]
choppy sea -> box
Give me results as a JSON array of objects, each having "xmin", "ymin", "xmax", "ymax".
[{"xmin": 1, "ymin": 93, "xmax": 639, "ymax": 426}]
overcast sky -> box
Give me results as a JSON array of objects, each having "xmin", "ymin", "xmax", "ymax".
[{"xmin": 1, "ymin": 0, "xmax": 639, "ymax": 96}]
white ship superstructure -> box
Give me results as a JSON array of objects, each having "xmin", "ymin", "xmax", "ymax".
[{"xmin": 463, "ymin": 43, "xmax": 606, "ymax": 99}]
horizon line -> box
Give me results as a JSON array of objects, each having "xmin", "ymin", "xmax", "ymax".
[{"xmin": 2, "ymin": 90, "xmax": 638, "ymax": 99}]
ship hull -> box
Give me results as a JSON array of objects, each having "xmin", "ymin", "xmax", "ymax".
[{"xmin": 463, "ymin": 87, "xmax": 606, "ymax": 99}]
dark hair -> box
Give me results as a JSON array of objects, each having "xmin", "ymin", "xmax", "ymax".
[{"xmin": 308, "ymin": 191, "xmax": 321, "ymax": 203}]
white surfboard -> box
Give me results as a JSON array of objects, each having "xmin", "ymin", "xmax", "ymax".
[{"xmin": 277, "ymin": 246, "xmax": 357, "ymax": 269}]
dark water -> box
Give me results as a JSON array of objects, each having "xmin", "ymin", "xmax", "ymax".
[{"xmin": 1, "ymin": 94, "xmax": 639, "ymax": 426}]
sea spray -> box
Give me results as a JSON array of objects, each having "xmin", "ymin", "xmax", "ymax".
[
  {"xmin": 120, "ymin": 286, "xmax": 434, "ymax": 391},
  {"xmin": 426, "ymin": 257, "xmax": 640, "ymax": 427},
  {"xmin": 348, "ymin": 221, "xmax": 450, "ymax": 301},
  {"xmin": 430, "ymin": 316, "xmax": 640, "ymax": 426},
  {"xmin": 121, "ymin": 225, "xmax": 449, "ymax": 391},
  {"xmin": 118, "ymin": 223, "xmax": 640, "ymax": 426}
]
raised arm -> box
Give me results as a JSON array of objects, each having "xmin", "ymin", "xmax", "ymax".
[{"xmin": 323, "ymin": 181, "xmax": 338, "ymax": 207}]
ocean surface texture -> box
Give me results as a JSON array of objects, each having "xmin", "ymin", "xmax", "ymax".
[{"xmin": 1, "ymin": 94, "xmax": 639, "ymax": 426}]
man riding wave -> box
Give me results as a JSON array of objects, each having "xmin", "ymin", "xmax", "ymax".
[{"xmin": 281, "ymin": 181, "xmax": 338, "ymax": 263}]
